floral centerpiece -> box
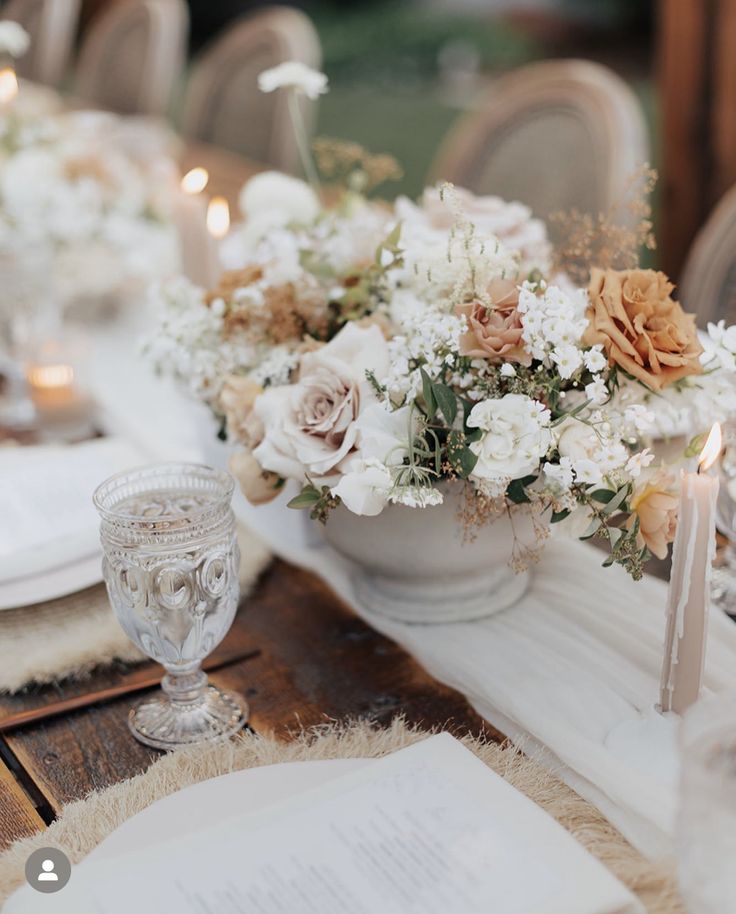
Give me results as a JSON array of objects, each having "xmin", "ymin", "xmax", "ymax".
[
  {"xmin": 0, "ymin": 25, "xmax": 179, "ymax": 312},
  {"xmin": 146, "ymin": 62, "xmax": 736, "ymax": 619}
]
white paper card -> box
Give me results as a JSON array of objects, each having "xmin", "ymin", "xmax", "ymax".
[{"xmin": 7, "ymin": 734, "xmax": 642, "ymax": 914}]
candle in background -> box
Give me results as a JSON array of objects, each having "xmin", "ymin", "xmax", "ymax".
[
  {"xmin": 172, "ymin": 167, "xmax": 221, "ymax": 289},
  {"xmin": 660, "ymin": 423, "xmax": 722, "ymax": 714},
  {"xmin": 207, "ymin": 196, "xmax": 230, "ymax": 239},
  {"xmin": 0, "ymin": 66, "xmax": 18, "ymax": 107},
  {"xmin": 27, "ymin": 361, "xmax": 94, "ymax": 437}
]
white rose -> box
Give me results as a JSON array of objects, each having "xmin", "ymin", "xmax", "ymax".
[
  {"xmin": 332, "ymin": 458, "xmax": 392, "ymax": 516},
  {"xmin": 239, "ymin": 171, "xmax": 320, "ymax": 225},
  {"xmin": 252, "ymin": 323, "xmax": 390, "ymax": 483},
  {"xmin": 257, "ymin": 62, "xmax": 328, "ymax": 99},
  {"xmin": 555, "ymin": 417, "xmax": 599, "ymax": 462},
  {"xmin": 467, "ymin": 393, "xmax": 551, "ymax": 483},
  {"xmin": 0, "ymin": 21, "xmax": 30, "ymax": 58}
]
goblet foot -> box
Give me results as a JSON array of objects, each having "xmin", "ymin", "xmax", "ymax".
[{"xmin": 128, "ymin": 685, "xmax": 248, "ymax": 751}]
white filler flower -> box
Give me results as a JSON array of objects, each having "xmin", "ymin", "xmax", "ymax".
[
  {"xmin": 258, "ymin": 62, "xmax": 328, "ymax": 99},
  {"xmin": 0, "ymin": 21, "xmax": 30, "ymax": 58}
]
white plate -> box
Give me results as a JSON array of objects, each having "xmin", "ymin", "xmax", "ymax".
[
  {"xmin": 0, "ymin": 553, "xmax": 101, "ymax": 611},
  {"xmin": 88, "ymin": 758, "xmax": 370, "ymax": 862}
]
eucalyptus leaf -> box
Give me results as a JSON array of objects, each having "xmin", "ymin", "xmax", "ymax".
[
  {"xmin": 433, "ymin": 383, "xmax": 457, "ymax": 425},
  {"xmin": 550, "ymin": 508, "xmax": 571, "ymax": 524},
  {"xmin": 287, "ymin": 486, "xmax": 321, "ymax": 510},
  {"xmin": 420, "ymin": 368, "xmax": 436, "ymax": 416}
]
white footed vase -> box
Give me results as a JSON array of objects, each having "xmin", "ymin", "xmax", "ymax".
[{"xmin": 323, "ymin": 488, "xmax": 544, "ymax": 624}]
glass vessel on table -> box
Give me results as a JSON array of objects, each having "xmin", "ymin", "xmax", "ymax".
[{"xmin": 94, "ymin": 462, "xmax": 247, "ymax": 750}]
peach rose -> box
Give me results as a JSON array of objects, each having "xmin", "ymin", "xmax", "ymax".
[
  {"xmin": 627, "ymin": 467, "xmax": 678, "ymax": 560},
  {"xmin": 455, "ymin": 278, "xmax": 531, "ymax": 365},
  {"xmin": 583, "ymin": 268, "xmax": 703, "ymax": 391},
  {"xmin": 229, "ymin": 449, "xmax": 281, "ymax": 505},
  {"xmin": 219, "ymin": 375, "xmax": 264, "ymax": 446}
]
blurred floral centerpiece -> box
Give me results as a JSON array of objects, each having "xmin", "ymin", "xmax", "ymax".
[
  {"xmin": 146, "ymin": 61, "xmax": 736, "ymax": 616},
  {"xmin": 0, "ymin": 25, "xmax": 179, "ymax": 312}
]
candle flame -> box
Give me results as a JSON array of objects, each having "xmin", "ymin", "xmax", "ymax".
[
  {"xmin": 181, "ymin": 167, "xmax": 209, "ymax": 194},
  {"xmin": 207, "ymin": 196, "xmax": 230, "ymax": 239},
  {"xmin": 0, "ymin": 67, "xmax": 18, "ymax": 105},
  {"xmin": 27, "ymin": 363, "xmax": 75, "ymax": 390},
  {"xmin": 699, "ymin": 422, "xmax": 722, "ymax": 472}
]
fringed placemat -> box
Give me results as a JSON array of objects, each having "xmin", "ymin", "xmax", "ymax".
[
  {"xmin": 0, "ymin": 526, "xmax": 270, "ymax": 693},
  {"xmin": 0, "ymin": 718, "xmax": 683, "ymax": 912}
]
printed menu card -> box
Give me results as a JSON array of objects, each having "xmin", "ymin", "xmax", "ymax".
[{"xmin": 3, "ymin": 734, "xmax": 642, "ymax": 914}]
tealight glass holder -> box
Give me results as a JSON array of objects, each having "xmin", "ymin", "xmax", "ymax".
[
  {"xmin": 677, "ymin": 693, "xmax": 736, "ymax": 912},
  {"xmin": 94, "ymin": 463, "xmax": 247, "ymax": 750}
]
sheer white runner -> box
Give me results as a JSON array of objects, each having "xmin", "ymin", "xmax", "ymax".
[{"xmin": 237, "ymin": 496, "xmax": 736, "ymax": 861}]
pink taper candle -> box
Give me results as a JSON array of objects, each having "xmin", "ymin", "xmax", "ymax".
[{"xmin": 660, "ymin": 423, "xmax": 721, "ymax": 714}]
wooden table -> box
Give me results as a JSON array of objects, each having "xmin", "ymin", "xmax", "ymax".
[{"xmin": 0, "ymin": 560, "xmax": 493, "ymax": 849}]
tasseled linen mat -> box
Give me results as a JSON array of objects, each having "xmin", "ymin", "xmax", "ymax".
[
  {"xmin": 0, "ymin": 719, "xmax": 682, "ymax": 912},
  {"xmin": 0, "ymin": 526, "xmax": 271, "ymax": 693}
]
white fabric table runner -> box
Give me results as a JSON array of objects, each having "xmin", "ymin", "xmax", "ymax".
[
  {"xmin": 236, "ymin": 496, "xmax": 736, "ymax": 861},
  {"xmin": 83, "ymin": 307, "xmax": 736, "ymax": 861}
]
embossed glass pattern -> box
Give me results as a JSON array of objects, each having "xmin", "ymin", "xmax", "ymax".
[{"xmin": 94, "ymin": 463, "xmax": 247, "ymax": 750}]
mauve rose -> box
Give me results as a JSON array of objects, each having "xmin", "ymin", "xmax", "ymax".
[
  {"xmin": 252, "ymin": 323, "xmax": 390, "ymax": 482},
  {"xmin": 455, "ymin": 278, "xmax": 531, "ymax": 365}
]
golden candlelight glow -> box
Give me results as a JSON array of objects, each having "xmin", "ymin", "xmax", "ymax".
[
  {"xmin": 27, "ymin": 363, "xmax": 75, "ymax": 390},
  {"xmin": 0, "ymin": 67, "xmax": 18, "ymax": 106},
  {"xmin": 699, "ymin": 422, "xmax": 722, "ymax": 472},
  {"xmin": 207, "ymin": 196, "xmax": 230, "ymax": 239},
  {"xmin": 181, "ymin": 167, "xmax": 209, "ymax": 194}
]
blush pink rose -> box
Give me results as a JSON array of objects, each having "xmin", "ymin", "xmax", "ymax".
[{"xmin": 455, "ymin": 278, "xmax": 531, "ymax": 365}]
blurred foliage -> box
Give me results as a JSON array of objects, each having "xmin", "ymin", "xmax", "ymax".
[{"xmin": 309, "ymin": 2, "xmax": 539, "ymax": 85}]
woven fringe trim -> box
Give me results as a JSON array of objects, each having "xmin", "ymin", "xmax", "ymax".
[{"xmin": 0, "ymin": 718, "xmax": 683, "ymax": 912}]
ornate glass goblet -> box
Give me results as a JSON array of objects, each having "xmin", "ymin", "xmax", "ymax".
[{"xmin": 94, "ymin": 463, "xmax": 248, "ymax": 750}]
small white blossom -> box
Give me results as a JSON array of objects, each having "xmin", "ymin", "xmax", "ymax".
[
  {"xmin": 544, "ymin": 457, "xmax": 574, "ymax": 490},
  {"xmin": 389, "ymin": 486, "xmax": 444, "ymax": 508},
  {"xmin": 583, "ymin": 345, "xmax": 608, "ymax": 373},
  {"xmin": 257, "ymin": 62, "xmax": 328, "ymax": 99},
  {"xmin": 500, "ymin": 363, "xmax": 516, "ymax": 378},
  {"xmin": 585, "ymin": 376, "xmax": 608, "ymax": 404},
  {"xmin": 626, "ymin": 449, "xmax": 655, "ymax": 478}
]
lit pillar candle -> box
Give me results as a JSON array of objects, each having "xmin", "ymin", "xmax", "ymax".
[
  {"xmin": 660, "ymin": 423, "xmax": 722, "ymax": 713},
  {"xmin": 172, "ymin": 167, "xmax": 221, "ymax": 289}
]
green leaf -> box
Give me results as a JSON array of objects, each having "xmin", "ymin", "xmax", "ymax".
[
  {"xmin": 507, "ymin": 478, "xmax": 531, "ymax": 504},
  {"xmin": 420, "ymin": 368, "xmax": 436, "ymax": 416},
  {"xmin": 602, "ymin": 486, "xmax": 630, "ymax": 516},
  {"xmin": 550, "ymin": 508, "xmax": 571, "ymax": 524},
  {"xmin": 287, "ymin": 486, "xmax": 321, "ymax": 510},
  {"xmin": 455, "ymin": 447, "xmax": 478, "ymax": 478},
  {"xmin": 580, "ymin": 517, "xmax": 602, "ymax": 540},
  {"xmin": 590, "ymin": 489, "xmax": 616, "ymax": 504},
  {"xmin": 433, "ymin": 383, "xmax": 457, "ymax": 425}
]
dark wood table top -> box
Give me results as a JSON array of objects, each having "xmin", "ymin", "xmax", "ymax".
[{"xmin": 0, "ymin": 559, "xmax": 493, "ymax": 850}]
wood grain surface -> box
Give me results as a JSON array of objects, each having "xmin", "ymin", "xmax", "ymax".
[{"xmin": 0, "ymin": 561, "xmax": 493, "ymax": 818}]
